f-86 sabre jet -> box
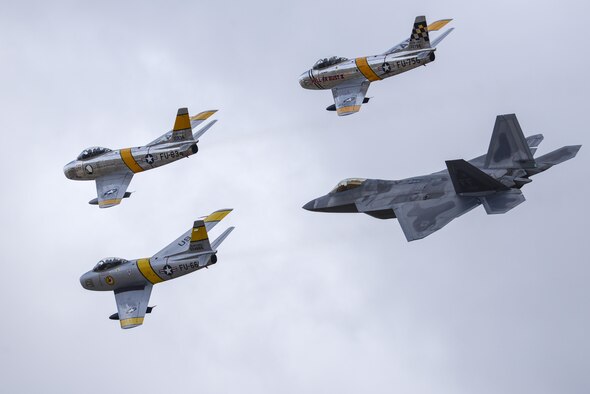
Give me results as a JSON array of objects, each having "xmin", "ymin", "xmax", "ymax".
[
  {"xmin": 64, "ymin": 107, "xmax": 217, "ymax": 208},
  {"xmin": 298, "ymin": 16, "xmax": 453, "ymax": 116},
  {"xmin": 303, "ymin": 114, "xmax": 581, "ymax": 241},
  {"xmin": 80, "ymin": 209, "xmax": 234, "ymax": 329}
]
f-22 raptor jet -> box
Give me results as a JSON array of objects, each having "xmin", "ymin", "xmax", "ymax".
[
  {"xmin": 80, "ymin": 209, "xmax": 234, "ymax": 329},
  {"xmin": 64, "ymin": 107, "xmax": 217, "ymax": 208},
  {"xmin": 303, "ymin": 114, "xmax": 581, "ymax": 241},
  {"xmin": 298, "ymin": 16, "xmax": 453, "ymax": 116}
]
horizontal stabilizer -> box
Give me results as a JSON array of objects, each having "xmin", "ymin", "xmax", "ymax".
[
  {"xmin": 211, "ymin": 227, "xmax": 235, "ymax": 250},
  {"xmin": 446, "ymin": 159, "xmax": 508, "ymax": 196},
  {"xmin": 535, "ymin": 145, "xmax": 581, "ymax": 166},
  {"xmin": 193, "ymin": 120, "xmax": 217, "ymax": 141},
  {"xmin": 427, "ymin": 19, "xmax": 453, "ymax": 31},
  {"xmin": 526, "ymin": 134, "xmax": 544, "ymax": 156},
  {"xmin": 431, "ymin": 27, "xmax": 454, "ymax": 47},
  {"xmin": 481, "ymin": 189, "xmax": 525, "ymax": 214}
]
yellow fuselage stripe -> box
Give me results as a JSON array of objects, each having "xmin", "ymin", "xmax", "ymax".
[
  {"xmin": 191, "ymin": 226, "xmax": 208, "ymax": 242},
  {"xmin": 137, "ymin": 258, "xmax": 163, "ymax": 284},
  {"xmin": 120, "ymin": 317, "xmax": 144, "ymax": 328},
  {"xmin": 120, "ymin": 148, "xmax": 144, "ymax": 173},
  {"xmin": 355, "ymin": 57, "xmax": 381, "ymax": 82}
]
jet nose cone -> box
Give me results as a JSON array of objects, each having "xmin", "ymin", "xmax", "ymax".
[
  {"xmin": 63, "ymin": 161, "xmax": 76, "ymax": 179},
  {"xmin": 302, "ymin": 199, "xmax": 317, "ymax": 211},
  {"xmin": 299, "ymin": 71, "xmax": 312, "ymax": 89},
  {"xmin": 80, "ymin": 272, "xmax": 96, "ymax": 290}
]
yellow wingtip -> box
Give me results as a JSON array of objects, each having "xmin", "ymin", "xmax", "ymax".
[
  {"xmin": 120, "ymin": 317, "xmax": 144, "ymax": 329},
  {"xmin": 336, "ymin": 105, "xmax": 361, "ymax": 116}
]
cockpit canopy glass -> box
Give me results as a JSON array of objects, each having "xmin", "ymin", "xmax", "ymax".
[
  {"xmin": 77, "ymin": 146, "xmax": 112, "ymax": 161},
  {"xmin": 312, "ymin": 56, "xmax": 348, "ymax": 70},
  {"xmin": 93, "ymin": 257, "xmax": 128, "ymax": 272},
  {"xmin": 331, "ymin": 178, "xmax": 366, "ymax": 193}
]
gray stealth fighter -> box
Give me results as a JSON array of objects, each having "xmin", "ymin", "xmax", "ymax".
[
  {"xmin": 80, "ymin": 209, "xmax": 234, "ymax": 329},
  {"xmin": 298, "ymin": 16, "xmax": 453, "ymax": 116},
  {"xmin": 64, "ymin": 107, "xmax": 217, "ymax": 208},
  {"xmin": 303, "ymin": 114, "xmax": 581, "ymax": 241}
]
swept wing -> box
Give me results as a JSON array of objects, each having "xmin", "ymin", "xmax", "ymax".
[
  {"xmin": 113, "ymin": 285, "xmax": 153, "ymax": 329},
  {"xmin": 94, "ymin": 173, "xmax": 133, "ymax": 208},
  {"xmin": 357, "ymin": 194, "xmax": 480, "ymax": 241},
  {"xmin": 330, "ymin": 80, "xmax": 370, "ymax": 116}
]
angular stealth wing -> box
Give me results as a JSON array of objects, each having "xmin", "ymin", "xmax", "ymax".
[
  {"xmin": 152, "ymin": 209, "xmax": 233, "ymax": 259},
  {"xmin": 357, "ymin": 194, "xmax": 480, "ymax": 241},
  {"xmin": 330, "ymin": 80, "xmax": 370, "ymax": 116},
  {"xmin": 94, "ymin": 173, "xmax": 133, "ymax": 208},
  {"xmin": 113, "ymin": 285, "xmax": 153, "ymax": 329},
  {"xmin": 391, "ymin": 196, "xmax": 480, "ymax": 241}
]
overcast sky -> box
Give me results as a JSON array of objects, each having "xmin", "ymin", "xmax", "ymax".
[{"xmin": 1, "ymin": 0, "xmax": 588, "ymax": 393}]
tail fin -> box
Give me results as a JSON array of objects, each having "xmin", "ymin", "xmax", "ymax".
[
  {"xmin": 526, "ymin": 134, "xmax": 544, "ymax": 156},
  {"xmin": 211, "ymin": 227, "xmax": 235, "ymax": 250},
  {"xmin": 431, "ymin": 27, "xmax": 454, "ymax": 47},
  {"xmin": 446, "ymin": 159, "xmax": 509, "ymax": 196},
  {"xmin": 408, "ymin": 16, "xmax": 431, "ymax": 50},
  {"xmin": 171, "ymin": 108, "xmax": 194, "ymax": 142},
  {"xmin": 189, "ymin": 219, "xmax": 212, "ymax": 252},
  {"xmin": 484, "ymin": 114, "xmax": 536, "ymax": 169},
  {"xmin": 193, "ymin": 120, "xmax": 217, "ymax": 141}
]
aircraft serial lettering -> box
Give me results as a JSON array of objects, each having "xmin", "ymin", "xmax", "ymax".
[
  {"xmin": 396, "ymin": 58, "xmax": 419, "ymax": 68},
  {"xmin": 320, "ymin": 74, "xmax": 345, "ymax": 82},
  {"xmin": 178, "ymin": 261, "xmax": 202, "ymax": 271},
  {"xmin": 177, "ymin": 235, "xmax": 191, "ymax": 247},
  {"xmin": 160, "ymin": 150, "xmax": 181, "ymax": 160}
]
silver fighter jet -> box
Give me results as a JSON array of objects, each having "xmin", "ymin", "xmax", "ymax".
[
  {"xmin": 303, "ymin": 114, "xmax": 581, "ymax": 241},
  {"xmin": 80, "ymin": 209, "xmax": 234, "ymax": 329},
  {"xmin": 298, "ymin": 16, "xmax": 454, "ymax": 116},
  {"xmin": 64, "ymin": 107, "xmax": 217, "ymax": 208}
]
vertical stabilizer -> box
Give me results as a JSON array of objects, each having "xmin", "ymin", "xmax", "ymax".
[
  {"xmin": 171, "ymin": 108, "xmax": 194, "ymax": 142},
  {"xmin": 189, "ymin": 220, "xmax": 212, "ymax": 252},
  {"xmin": 408, "ymin": 16, "xmax": 431, "ymax": 50},
  {"xmin": 484, "ymin": 114, "xmax": 535, "ymax": 169}
]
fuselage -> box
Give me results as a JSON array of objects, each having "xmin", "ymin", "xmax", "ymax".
[
  {"xmin": 299, "ymin": 49, "xmax": 435, "ymax": 90},
  {"xmin": 303, "ymin": 174, "xmax": 451, "ymax": 217},
  {"xmin": 63, "ymin": 141, "xmax": 198, "ymax": 180},
  {"xmin": 80, "ymin": 249, "xmax": 216, "ymax": 292}
]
